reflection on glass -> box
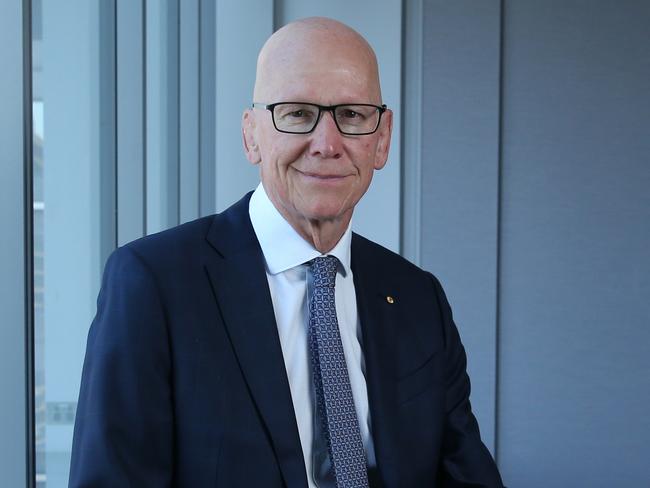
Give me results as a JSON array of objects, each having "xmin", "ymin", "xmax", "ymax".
[
  {"xmin": 34, "ymin": 99, "xmax": 45, "ymax": 488},
  {"xmin": 32, "ymin": 1, "xmax": 107, "ymax": 486}
]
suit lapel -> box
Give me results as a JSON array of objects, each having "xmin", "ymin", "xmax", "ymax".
[
  {"xmin": 203, "ymin": 194, "xmax": 307, "ymax": 488},
  {"xmin": 351, "ymin": 234, "xmax": 402, "ymax": 488}
]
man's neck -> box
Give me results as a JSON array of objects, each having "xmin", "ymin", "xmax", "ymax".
[
  {"xmin": 275, "ymin": 203, "xmax": 351, "ymax": 254},
  {"xmin": 295, "ymin": 216, "xmax": 350, "ymax": 254}
]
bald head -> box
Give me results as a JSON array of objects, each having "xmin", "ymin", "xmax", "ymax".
[{"xmin": 253, "ymin": 17, "xmax": 382, "ymax": 104}]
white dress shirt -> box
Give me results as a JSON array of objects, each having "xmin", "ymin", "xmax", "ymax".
[{"xmin": 248, "ymin": 183, "xmax": 376, "ymax": 487}]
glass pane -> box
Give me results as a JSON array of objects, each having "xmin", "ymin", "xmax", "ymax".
[{"xmin": 32, "ymin": 0, "xmax": 114, "ymax": 485}]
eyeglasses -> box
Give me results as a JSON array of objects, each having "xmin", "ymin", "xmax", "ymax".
[{"xmin": 252, "ymin": 102, "xmax": 387, "ymax": 135}]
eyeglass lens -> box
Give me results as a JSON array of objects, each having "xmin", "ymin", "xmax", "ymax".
[{"xmin": 272, "ymin": 103, "xmax": 380, "ymax": 134}]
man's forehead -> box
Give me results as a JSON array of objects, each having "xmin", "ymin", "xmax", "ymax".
[{"xmin": 257, "ymin": 63, "xmax": 381, "ymax": 106}]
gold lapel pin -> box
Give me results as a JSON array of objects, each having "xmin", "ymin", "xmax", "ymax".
[{"xmin": 386, "ymin": 296, "xmax": 395, "ymax": 304}]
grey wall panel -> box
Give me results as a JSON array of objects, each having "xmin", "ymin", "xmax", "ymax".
[
  {"xmin": 498, "ymin": 1, "xmax": 650, "ymax": 486},
  {"xmin": 215, "ymin": 0, "xmax": 273, "ymax": 212},
  {"xmin": 0, "ymin": 0, "xmax": 29, "ymax": 485},
  {"xmin": 420, "ymin": 0, "xmax": 502, "ymax": 453},
  {"xmin": 278, "ymin": 0, "xmax": 402, "ymax": 252}
]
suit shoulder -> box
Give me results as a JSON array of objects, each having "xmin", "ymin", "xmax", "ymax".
[
  {"xmin": 112, "ymin": 215, "xmax": 215, "ymax": 271},
  {"xmin": 351, "ymin": 232, "xmax": 431, "ymax": 282}
]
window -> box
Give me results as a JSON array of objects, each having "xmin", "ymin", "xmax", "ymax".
[{"xmin": 32, "ymin": 1, "xmax": 109, "ymax": 485}]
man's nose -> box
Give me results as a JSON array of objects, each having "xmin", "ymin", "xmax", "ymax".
[{"xmin": 309, "ymin": 110, "xmax": 343, "ymax": 159}]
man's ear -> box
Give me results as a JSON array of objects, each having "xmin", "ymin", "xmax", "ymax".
[
  {"xmin": 373, "ymin": 108, "xmax": 393, "ymax": 170},
  {"xmin": 242, "ymin": 109, "xmax": 261, "ymax": 164}
]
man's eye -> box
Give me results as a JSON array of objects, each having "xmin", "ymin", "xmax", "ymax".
[
  {"xmin": 340, "ymin": 109, "xmax": 364, "ymax": 120},
  {"xmin": 286, "ymin": 109, "xmax": 316, "ymax": 119}
]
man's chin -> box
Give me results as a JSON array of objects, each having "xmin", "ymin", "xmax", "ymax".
[{"xmin": 301, "ymin": 205, "xmax": 353, "ymax": 226}]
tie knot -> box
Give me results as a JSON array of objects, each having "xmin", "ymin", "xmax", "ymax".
[{"xmin": 310, "ymin": 256, "xmax": 339, "ymax": 288}]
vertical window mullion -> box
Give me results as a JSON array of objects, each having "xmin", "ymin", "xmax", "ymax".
[{"xmin": 0, "ymin": 0, "xmax": 32, "ymax": 486}]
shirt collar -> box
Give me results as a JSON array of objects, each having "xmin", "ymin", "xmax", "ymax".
[{"xmin": 249, "ymin": 183, "xmax": 352, "ymax": 276}]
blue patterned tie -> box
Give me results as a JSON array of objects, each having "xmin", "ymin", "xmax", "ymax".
[{"xmin": 308, "ymin": 256, "xmax": 369, "ymax": 488}]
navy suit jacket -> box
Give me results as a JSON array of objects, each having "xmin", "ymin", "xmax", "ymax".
[{"xmin": 69, "ymin": 192, "xmax": 504, "ymax": 487}]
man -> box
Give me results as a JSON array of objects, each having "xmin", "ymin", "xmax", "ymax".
[{"xmin": 70, "ymin": 17, "xmax": 504, "ymax": 488}]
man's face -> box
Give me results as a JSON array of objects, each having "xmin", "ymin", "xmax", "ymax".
[{"xmin": 243, "ymin": 33, "xmax": 392, "ymax": 234}]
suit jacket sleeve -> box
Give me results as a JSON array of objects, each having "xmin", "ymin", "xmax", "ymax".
[
  {"xmin": 69, "ymin": 246, "xmax": 174, "ymax": 487},
  {"xmin": 430, "ymin": 274, "xmax": 505, "ymax": 488}
]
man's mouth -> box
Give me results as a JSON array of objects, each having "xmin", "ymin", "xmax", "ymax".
[{"xmin": 297, "ymin": 169, "xmax": 351, "ymax": 180}]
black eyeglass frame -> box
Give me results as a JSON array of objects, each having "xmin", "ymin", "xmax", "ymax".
[{"xmin": 252, "ymin": 102, "xmax": 388, "ymax": 135}]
